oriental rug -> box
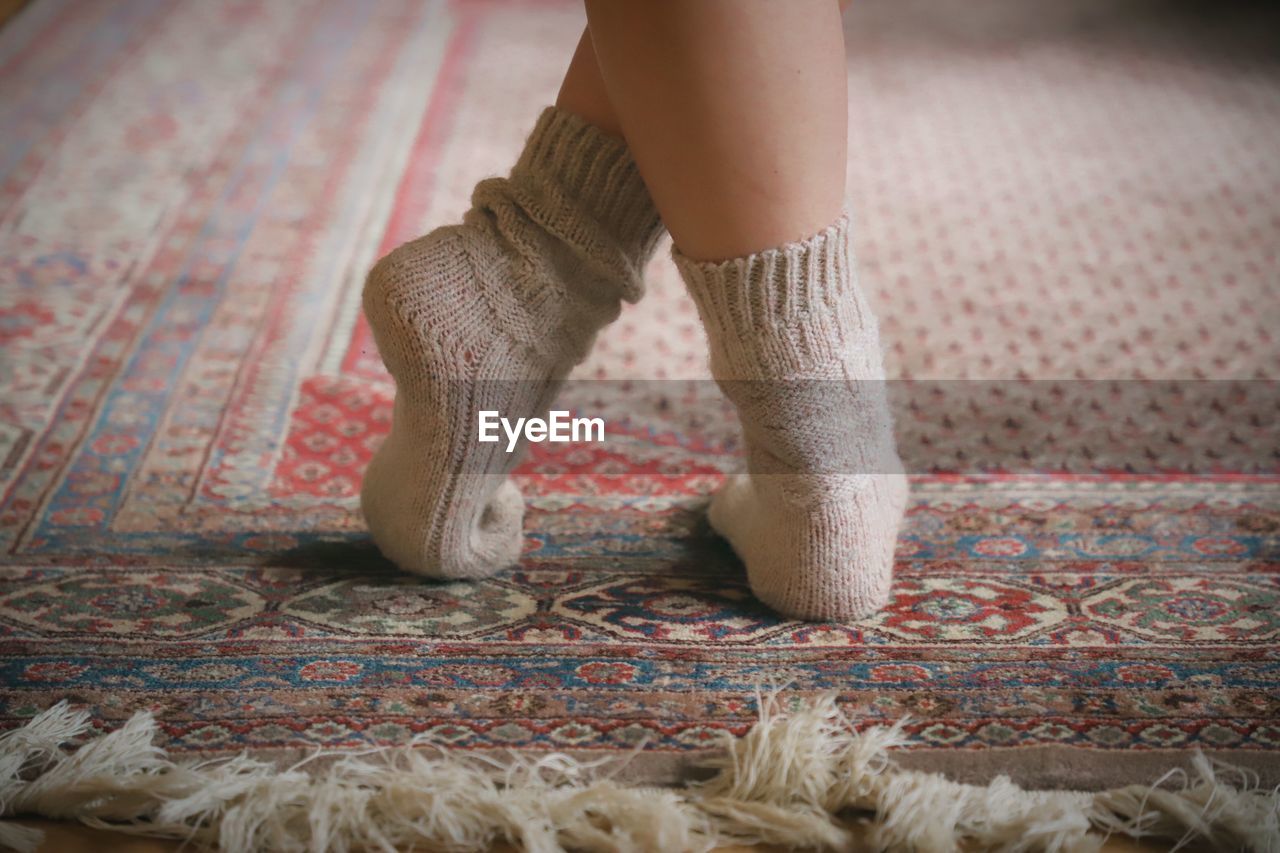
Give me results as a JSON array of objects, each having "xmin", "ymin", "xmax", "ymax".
[{"xmin": 1, "ymin": 0, "xmax": 1278, "ymax": 796}]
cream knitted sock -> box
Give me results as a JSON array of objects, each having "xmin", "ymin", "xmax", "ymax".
[
  {"xmin": 361, "ymin": 107, "xmax": 662, "ymax": 579},
  {"xmin": 673, "ymin": 213, "xmax": 908, "ymax": 621}
]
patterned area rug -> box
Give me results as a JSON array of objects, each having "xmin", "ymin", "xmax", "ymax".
[{"xmin": 1, "ymin": 0, "xmax": 1278, "ymax": 791}]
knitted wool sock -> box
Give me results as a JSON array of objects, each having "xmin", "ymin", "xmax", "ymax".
[
  {"xmin": 673, "ymin": 213, "xmax": 908, "ymax": 621},
  {"xmin": 361, "ymin": 107, "xmax": 663, "ymax": 579}
]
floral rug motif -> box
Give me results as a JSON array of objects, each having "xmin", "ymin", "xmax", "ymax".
[{"xmin": 1, "ymin": 0, "xmax": 1277, "ymax": 790}]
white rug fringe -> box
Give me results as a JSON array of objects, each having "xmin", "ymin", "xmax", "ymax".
[{"xmin": 1, "ymin": 693, "xmax": 1276, "ymax": 852}]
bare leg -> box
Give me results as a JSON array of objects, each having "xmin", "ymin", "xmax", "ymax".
[
  {"xmin": 557, "ymin": 0, "xmax": 853, "ymax": 147},
  {"xmin": 583, "ymin": 0, "xmax": 848, "ymax": 261},
  {"xmin": 555, "ymin": 29, "xmax": 624, "ymax": 139}
]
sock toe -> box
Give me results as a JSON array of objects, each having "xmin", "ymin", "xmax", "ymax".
[
  {"xmin": 361, "ymin": 454, "xmax": 525, "ymax": 581},
  {"xmin": 463, "ymin": 477, "xmax": 526, "ymax": 573}
]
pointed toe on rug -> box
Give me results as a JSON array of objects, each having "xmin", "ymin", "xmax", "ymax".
[{"xmin": 360, "ymin": 445, "xmax": 524, "ymax": 581}]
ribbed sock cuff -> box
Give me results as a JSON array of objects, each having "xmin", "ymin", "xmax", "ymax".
[
  {"xmin": 509, "ymin": 106, "xmax": 663, "ymax": 297},
  {"xmin": 673, "ymin": 211, "xmax": 878, "ymax": 377}
]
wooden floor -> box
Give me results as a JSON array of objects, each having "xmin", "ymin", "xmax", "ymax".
[
  {"xmin": 4, "ymin": 818, "xmax": 1175, "ymax": 852},
  {"xmin": 0, "ymin": 0, "xmax": 26, "ymax": 28}
]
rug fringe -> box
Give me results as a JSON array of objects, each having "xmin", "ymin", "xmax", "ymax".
[{"xmin": 2, "ymin": 694, "xmax": 1276, "ymax": 852}]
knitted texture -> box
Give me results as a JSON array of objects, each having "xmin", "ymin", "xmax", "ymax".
[
  {"xmin": 360, "ymin": 106, "xmax": 663, "ymax": 578},
  {"xmin": 673, "ymin": 213, "xmax": 908, "ymax": 621}
]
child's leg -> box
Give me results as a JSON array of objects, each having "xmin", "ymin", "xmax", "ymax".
[
  {"xmin": 555, "ymin": 29, "xmax": 624, "ymax": 139},
  {"xmin": 586, "ymin": 0, "xmax": 907, "ymax": 621},
  {"xmin": 584, "ymin": 0, "xmax": 848, "ymax": 261}
]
